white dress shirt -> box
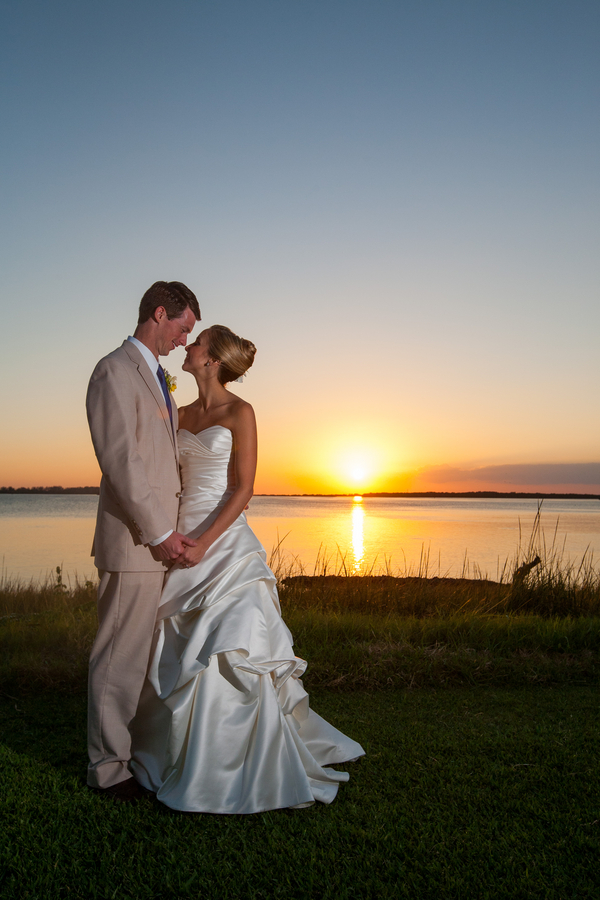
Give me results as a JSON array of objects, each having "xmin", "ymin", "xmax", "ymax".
[
  {"xmin": 127, "ymin": 336, "xmax": 174, "ymax": 547},
  {"xmin": 127, "ymin": 335, "xmax": 163, "ymax": 390}
]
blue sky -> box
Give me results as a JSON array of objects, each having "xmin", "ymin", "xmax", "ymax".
[{"xmin": 1, "ymin": 0, "xmax": 599, "ymax": 492}]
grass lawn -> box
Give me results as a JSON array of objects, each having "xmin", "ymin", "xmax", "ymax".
[{"xmin": 1, "ymin": 685, "xmax": 599, "ymax": 899}]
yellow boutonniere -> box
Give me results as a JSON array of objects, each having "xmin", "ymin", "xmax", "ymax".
[{"xmin": 164, "ymin": 370, "xmax": 177, "ymax": 392}]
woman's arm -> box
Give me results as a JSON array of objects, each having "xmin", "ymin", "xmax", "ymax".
[{"xmin": 176, "ymin": 402, "xmax": 257, "ymax": 567}]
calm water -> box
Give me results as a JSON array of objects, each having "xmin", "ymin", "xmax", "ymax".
[{"xmin": 1, "ymin": 494, "xmax": 599, "ymax": 584}]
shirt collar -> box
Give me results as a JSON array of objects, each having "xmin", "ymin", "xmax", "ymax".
[{"xmin": 127, "ymin": 336, "xmax": 159, "ymax": 375}]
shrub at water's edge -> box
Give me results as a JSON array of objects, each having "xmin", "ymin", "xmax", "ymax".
[{"xmin": 279, "ymin": 572, "xmax": 600, "ymax": 617}]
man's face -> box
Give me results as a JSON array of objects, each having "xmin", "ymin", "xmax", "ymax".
[{"xmin": 156, "ymin": 307, "xmax": 198, "ymax": 356}]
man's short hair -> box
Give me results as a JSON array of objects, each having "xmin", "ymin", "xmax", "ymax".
[{"xmin": 138, "ymin": 281, "xmax": 201, "ymax": 325}]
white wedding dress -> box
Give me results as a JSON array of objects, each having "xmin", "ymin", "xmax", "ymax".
[{"xmin": 130, "ymin": 426, "xmax": 364, "ymax": 813}]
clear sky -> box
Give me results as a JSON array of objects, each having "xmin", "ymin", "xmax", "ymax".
[{"xmin": 1, "ymin": 0, "xmax": 599, "ymax": 494}]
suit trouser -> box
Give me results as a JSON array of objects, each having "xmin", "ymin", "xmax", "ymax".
[{"xmin": 87, "ymin": 570, "xmax": 165, "ymax": 788}]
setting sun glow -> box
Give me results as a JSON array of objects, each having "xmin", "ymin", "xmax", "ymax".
[
  {"xmin": 341, "ymin": 453, "xmax": 374, "ymax": 490},
  {"xmin": 312, "ymin": 439, "xmax": 398, "ymax": 494}
]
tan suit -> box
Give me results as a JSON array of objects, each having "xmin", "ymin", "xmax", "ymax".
[{"xmin": 86, "ymin": 340, "xmax": 181, "ymax": 787}]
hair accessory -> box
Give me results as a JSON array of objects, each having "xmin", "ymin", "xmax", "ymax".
[{"xmin": 235, "ymin": 374, "xmax": 246, "ymax": 383}]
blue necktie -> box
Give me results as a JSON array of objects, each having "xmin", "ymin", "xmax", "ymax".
[{"xmin": 157, "ymin": 366, "xmax": 173, "ymax": 428}]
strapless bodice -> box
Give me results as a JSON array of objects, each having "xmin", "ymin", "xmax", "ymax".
[{"xmin": 178, "ymin": 426, "xmax": 234, "ymax": 501}]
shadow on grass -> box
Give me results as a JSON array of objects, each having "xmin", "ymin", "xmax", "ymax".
[
  {"xmin": 1, "ymin": 687, "xmax": 600, "ymax": 899},
  {"xmin": 0, "ymin": 689, "xmax": 87, "ymax": 778}
]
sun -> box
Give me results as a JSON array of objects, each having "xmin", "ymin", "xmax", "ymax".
[
  {"xmin": 338, "ymin": 449, "xmax": 380, "ymax": 492},
  {"xmin": 308, "ymin": 428, "xmax": 400, "ymax": 494},
  {"xmin": 349, "ymin": 465, "xmax": 367, "ymax": 483}
]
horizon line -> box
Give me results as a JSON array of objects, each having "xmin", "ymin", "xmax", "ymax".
[{"xmin": 1, "ymin": 487, "xmax": 599, "ymax": 501}]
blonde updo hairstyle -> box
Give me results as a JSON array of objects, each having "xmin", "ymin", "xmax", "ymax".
[{"xmin": 207, "ymin": 325, "xmax": 256, "ymax": 385}]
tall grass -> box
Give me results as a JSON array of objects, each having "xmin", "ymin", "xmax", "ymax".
[
  {"xmin": 0, "ymin": 567, "xmax": 96, "ymax": 691},
  {"xmin": 0, "ymin": 566, "xmax": 96, "ymax": 617},
  {"xmin": 1, "ymin": 576, "xmax": 599, "ymax": 693}
]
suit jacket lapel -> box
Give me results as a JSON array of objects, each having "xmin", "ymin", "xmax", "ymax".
[
  {"xmin": 171, "ymin": 399, "xmax": 180, "ymax": 464},
  {"xmin": 121, "ymin": 341, "xmax": 177, "ymax": 453}
]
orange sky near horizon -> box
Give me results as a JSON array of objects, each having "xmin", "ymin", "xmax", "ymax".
[
  {"xmin": 1, "ymin": 375, "xmax": 598, "ymax": 495},
  {"xmin": 1, "ymin": 329, "xmax": 599, "ymax": 495}
]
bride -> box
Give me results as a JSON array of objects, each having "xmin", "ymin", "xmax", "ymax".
[{"xmin": 131, "ymin": 325, "xmax": 364, "ymax": 813}]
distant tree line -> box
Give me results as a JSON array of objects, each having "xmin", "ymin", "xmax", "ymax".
[
  {"xmin": 277, "ymin": 491, "xmax": 600, "ymax": 500},
  {"xmin": 0, "ymin": 486, "xmax": 100, "ymax": 494},
  {"xmin": 1, "ymin": 487, "xmax": 598, "ymax": 500},
  {"xmin": 360, "ymin": 491, "xmax": 600, "ymax": 500}
]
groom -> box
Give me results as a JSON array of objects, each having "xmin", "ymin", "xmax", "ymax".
[{"xmin": 86, "ymin": 280, "xmax": 201, "ymax": 801}]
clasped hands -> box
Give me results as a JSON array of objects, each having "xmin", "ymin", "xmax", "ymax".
[{"xmin": 150, "ymin": 532, "xmax": 206, "ymax": 568}]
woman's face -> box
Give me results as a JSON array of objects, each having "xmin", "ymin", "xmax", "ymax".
[{"xmin": 182, "ymin": 329, "xmax": 211, "ymax": 373}]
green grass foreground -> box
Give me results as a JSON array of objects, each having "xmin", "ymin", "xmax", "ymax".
[{"xmin": 1, "ymin": 687, "xmax": 599, "ymax": 899}]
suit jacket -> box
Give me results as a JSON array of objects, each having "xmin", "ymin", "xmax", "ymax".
[{"xmin": 86, "ymin": 340, "xmax": 181, "ymax": 572}]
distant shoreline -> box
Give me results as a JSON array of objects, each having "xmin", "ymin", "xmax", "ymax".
[
  {"xmin": 257, "ymin": 491, "xmax": 600, "ymax": 500},
  {"xmin": 2, "ymin": 487, "xmax": 598, "ymax": 500},
  {"xmin": 0, "ymin": 486, "xmax": 100, "ymax": 495}
]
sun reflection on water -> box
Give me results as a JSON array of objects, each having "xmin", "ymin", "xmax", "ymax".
[{"xmin": 351, "ymin": 496, "xmax": 364, "ymax": 573}]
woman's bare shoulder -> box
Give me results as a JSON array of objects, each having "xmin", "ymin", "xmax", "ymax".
[
  {"xmin": 225, "ymin": 394, "xmax": 256, "ymax": 427},
  {"xmin": 177, "ymin": 403, "xmax": 196, "ymax": 427},
  {"xmin": 223, "ymin": 390, "xmax": 252, "ymax": 411}
]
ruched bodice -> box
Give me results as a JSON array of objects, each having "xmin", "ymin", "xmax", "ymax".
[
  {"xmin": 174, "ymin": 426, "xmax": 251, "ymax": 546},
  {"xmin": 178, "ymin": 426, "xmax": 234, "ymax": 502},
  {"xmin": 130, "ymin": 423, "xmax": 365, "ymax": 813}
]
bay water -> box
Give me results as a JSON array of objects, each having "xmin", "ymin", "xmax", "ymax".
[{"xmin": 1, "ymin": 494, "xmax": 599, "ymax": 585}]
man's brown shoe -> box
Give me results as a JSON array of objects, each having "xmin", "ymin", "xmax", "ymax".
[{"xmin": 91, "ymin": 777, "xmax": 151, "ymax": 804}]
